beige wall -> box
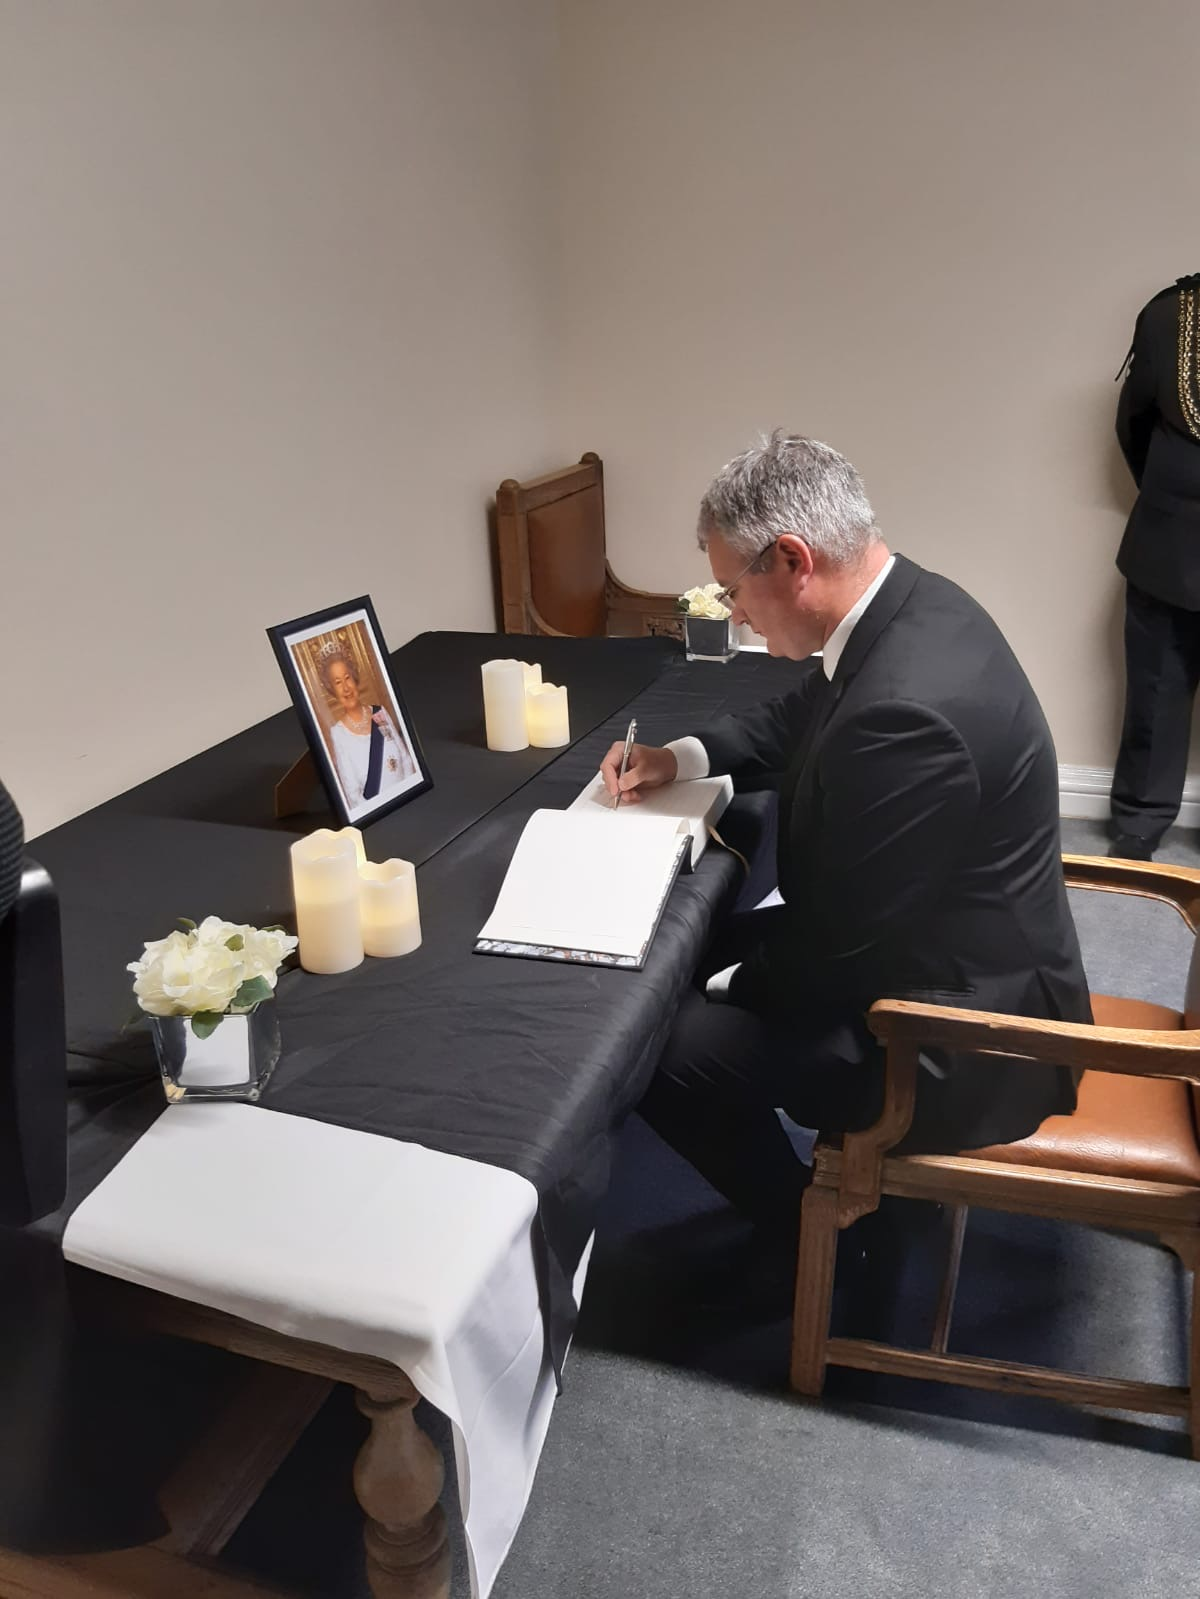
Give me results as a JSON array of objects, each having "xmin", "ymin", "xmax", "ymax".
[
  {"xmin": 5, "ymin": 0, "xmax": 560, "ymax": 838},
  {"xmin": 555, "ymin": 0, "xmax": 1199, "ymax": 770},
  {"xmin": 10, "ymin": 0, "xmax": 1198, "ymax": 838}
]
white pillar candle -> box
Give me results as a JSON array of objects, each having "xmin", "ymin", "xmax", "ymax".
[
  {"xmin": 521, "ymin": 660, "xmax": 542, "ymax": 694},
  {"xmin": 359, "ymin": 859, "xmax": 422, "ymax": 958},
  {"xmin": 331, "ymin": 825, "xmax": 366, "ymax": 868},
  {"xmin": 481, "ymin": 659, "xmax": 529, "ymax": 751},
  {"xmin": 290, "ymin": 829, "xmax": 364, "ymax": 974},
  {"xmin": 526, "ymin": 683, "xmax": 570, "ymax": 748}
]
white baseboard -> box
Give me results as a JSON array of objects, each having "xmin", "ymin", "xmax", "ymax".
[{"xmin": 1058, "ymin": 764, "xmax": 1200, "ymax": 826}]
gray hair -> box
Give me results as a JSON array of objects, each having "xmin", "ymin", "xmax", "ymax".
[{"xmin": 697, "ymin": 431, "xmax": 880, "ymax": 567}]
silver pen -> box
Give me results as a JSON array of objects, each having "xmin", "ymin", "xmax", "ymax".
[{"xmin": 613, "ymin": 718, "xmax": 637, "ymax": 811}]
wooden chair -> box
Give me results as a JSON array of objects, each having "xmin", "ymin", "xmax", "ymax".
[
  {"xmin": 790, "ymin": 853, "xmax": 1200, "ymax": 1454},
  {"xmin": 495, "ymin": 453, "xmax": 683, "ymax": 639}
]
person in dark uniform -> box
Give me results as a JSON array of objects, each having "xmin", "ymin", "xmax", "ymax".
[{"xmin": 1110, "ymin": 274, "xmax": 1200, "ymax": 860}]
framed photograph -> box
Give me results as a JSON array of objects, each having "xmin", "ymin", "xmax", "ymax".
[{"xmin": 267, "ymin": 596, "xmax": 432, "ymax": 826}]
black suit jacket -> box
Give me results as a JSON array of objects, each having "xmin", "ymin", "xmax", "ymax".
[
  {"xmin": 1116, "ymin": 274, "xmax": 1200, "ymax": 609},
  {"xmin": 693, "ymin": 555, "xmax": 1089, "ymax": 1154}
]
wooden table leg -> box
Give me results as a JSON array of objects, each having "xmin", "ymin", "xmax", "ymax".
[
  {"xmin": 74, "ymin": 1274, "xmax": 457, "ymax": 1596},
  {"xmin": 354, "ymin": 1376, "xmax": 451, "ymax": 1599}
]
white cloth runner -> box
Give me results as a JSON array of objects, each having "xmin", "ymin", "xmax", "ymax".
[{"xmin": 62, "ymin": 1102, "xmax": 585, "ymax": 1597}]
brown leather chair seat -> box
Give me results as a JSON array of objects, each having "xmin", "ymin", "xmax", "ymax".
[{"xmin": 970, "ymin": 991, "xmax": 1200, "ymax": 1185}]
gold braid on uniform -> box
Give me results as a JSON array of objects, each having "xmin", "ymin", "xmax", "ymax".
[{"xmin": 1178, "ymin": 284, "xmax": 1200, "ymax": 441}]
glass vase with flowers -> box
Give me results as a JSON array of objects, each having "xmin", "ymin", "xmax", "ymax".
[{"xmin": 128, "ymin": 917, "xmax": 298, "ymax": 1102}]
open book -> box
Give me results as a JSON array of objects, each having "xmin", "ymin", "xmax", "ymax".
[
  {"xmin": 475, "ymin": 774, "xmax": 733, "ymax": 969},
  {"xmin": 566, "ymin": 773, "xmax": 733, "ymax": 868}
]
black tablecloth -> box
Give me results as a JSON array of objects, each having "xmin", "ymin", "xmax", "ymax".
[
  {"xmin": 30, "ymin": 634, "xmax": 808, "ymax": 1378},
  {"xmin": 35, "ymin": 633, "xmax": 677, "ymax": 1060}
]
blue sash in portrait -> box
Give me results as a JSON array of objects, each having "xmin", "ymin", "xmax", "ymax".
[{"xmin": 363, "ymin": 706, "xmax": 385, "ymax": 800}]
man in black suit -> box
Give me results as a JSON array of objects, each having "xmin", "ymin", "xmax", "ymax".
[
  {"xmin": 601, "ymin": 432, "xmax": 1088, "ymax": 1227},
  {"xmin": 1109, "ymin": 274, "xmax": 1200, "ymax": 861}
]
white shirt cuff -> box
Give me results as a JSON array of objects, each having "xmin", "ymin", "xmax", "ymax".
[
  {"xmin": 664, "ymin": 736, "xmax": 710, "ymax": 782},
  {"xmin": 705, "ymin": 962, "xmax": 740, "ymax": 1001}
]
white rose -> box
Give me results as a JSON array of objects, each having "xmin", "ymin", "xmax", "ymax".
[
  {"xmin": 161, "ymin": 940, "xmax": 245, "ymax": 1015},
  {"xmin": 128, "ymin": 929, "xmax": 245, "ymax": 1017},
  {"xmin": 194, "ymin": 917, "xmax": 298, "ymax": 992},
  {"xmin": 130, "ymin": 919, "xmax": 299, "ymax": 1017},
  {"xmin": 127, "ymin": 930, "xmax": 193, "ymax": 1016},
  {"xmin": 678, "ymin": 582, "xmax": 731, "ymax": 620},
  {"xmin": 238, "ymin": 926, "xmax": 299, "ymax": 991}
]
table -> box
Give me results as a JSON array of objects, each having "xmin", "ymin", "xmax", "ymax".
[{"xmin": 9, "ymin": 632, "xmax": 804, "ymax": 1598}]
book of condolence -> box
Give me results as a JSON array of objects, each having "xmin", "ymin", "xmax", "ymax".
[{"xmin": 475, "ymin": 775, "xmax": 732, "ymax": 968}]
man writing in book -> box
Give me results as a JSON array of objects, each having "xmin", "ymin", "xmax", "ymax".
[{"xmin": 600, "ymin": 432, "xmax": 1090, "ymax": 1234}]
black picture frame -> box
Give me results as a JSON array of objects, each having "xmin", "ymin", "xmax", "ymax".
[{"xmin": 267, "ymin": 596, "xmax": 433, "ymax": 827}]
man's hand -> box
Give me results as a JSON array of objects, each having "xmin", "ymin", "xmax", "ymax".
[{"xmin": 598, "ymin": 741, "xmax": 678, "ymax": 804}]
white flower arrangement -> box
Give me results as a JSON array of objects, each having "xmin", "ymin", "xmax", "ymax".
[
  {"xmin": 677, "ymin": 582, "xmax": 732, "ymax": 621},
  {"xmin": 128, "ymin": 917, "xmax": 298, "ymax": 1039}
]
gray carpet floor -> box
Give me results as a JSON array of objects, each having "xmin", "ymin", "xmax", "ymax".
[{"xmin": 224, "ymin": 818, "xmax": 1200, "ymax": 1597}]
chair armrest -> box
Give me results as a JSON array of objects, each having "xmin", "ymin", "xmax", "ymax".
[
  {"xmin": 605, "ymin": 566, "xmax": 683, "ymax": 610},
  {"xmin": 1063, "ymin": 852, "xmax": 1200, "ymax": 933},
  {"xmin": 827, "ymin": 995, "xmax": 1200, "ymax": 1222},
  {"xmin": 868, "ymin": 997, "xmax": 1200, "ymax": 1082},
  {"xmin": 604, "ymin": 568, "xmax": 684, "ymax": 639}
]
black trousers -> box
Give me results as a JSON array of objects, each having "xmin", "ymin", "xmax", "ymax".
[
  {"xmin": 638, "ymin": 908, "xmax": 883, "ymax": 1230},
  {"xmin": 1111, "ymin": 583, "xmax": 1200, "ymax": 844}
]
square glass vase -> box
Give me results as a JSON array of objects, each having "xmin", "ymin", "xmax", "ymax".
[
  {"xmin": 684, "ymin": 615, "xmax": 738, "ymax": 664},
  {"xmin": 150, "ymin": 1001, "xmax": 281, "ymax": 1103}
]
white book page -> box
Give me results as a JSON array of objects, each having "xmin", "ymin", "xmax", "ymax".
[
  {"xmin": 479, "ymin": 808, "xmax": 688, "ymax": 957},
  {"xmin": 568, "ymin": 773, "xmax": 734, "ymax": 867}
]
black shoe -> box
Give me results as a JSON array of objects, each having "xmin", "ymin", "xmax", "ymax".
[{"xmin": 1107, "ymin": 833, "xmax": 1156, "ymax": 861}]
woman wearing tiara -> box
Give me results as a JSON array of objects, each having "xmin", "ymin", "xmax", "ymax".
[{"xmin": 318, "ymin": 644, "xmax": 417, "ymax": 808}]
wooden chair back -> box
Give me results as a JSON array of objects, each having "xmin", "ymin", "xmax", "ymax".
[{"xmin": 495, "ymin": 454, "xmax": 683, "ymax": 639}]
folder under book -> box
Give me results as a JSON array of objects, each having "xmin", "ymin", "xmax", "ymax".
[{"xmin": 474, "ymin": 774, "xmax": 733, "ymax": 970}]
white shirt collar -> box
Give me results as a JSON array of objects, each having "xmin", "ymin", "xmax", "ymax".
[{"xmin": 821, "ymin": 554, "xmax": 896, "ymax": 681}]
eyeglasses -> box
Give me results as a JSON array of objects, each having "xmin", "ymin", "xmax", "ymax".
[{"xmin": 713, "ymin": 538, "xmax": 781, "ymax": 610}]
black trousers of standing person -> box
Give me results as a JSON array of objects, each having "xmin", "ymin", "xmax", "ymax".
[
  {"xmin": 1111, "ymin": 583, "xmax": 1200, "ymax": 846},
  {"xmin": 638, "ymin": 906, "xmax": 884, "ymax": 1233}
]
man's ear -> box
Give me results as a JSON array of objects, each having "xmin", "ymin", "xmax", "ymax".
[{"xmin": 776, "ymin": 534, "xmax": 814, "ymax": 584}]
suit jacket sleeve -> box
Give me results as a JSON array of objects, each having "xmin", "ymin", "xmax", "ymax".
[
  {"xmin": 1116, "ymin": 311, "xmax": 1158, "ymax": 486},
  {"xmin": 692, "ymin": 664, "xmax": 825, "ymax": 783},
  {"xmin": 728, "ymin": 699, "xmax": 980, "ymax": 1014}
]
